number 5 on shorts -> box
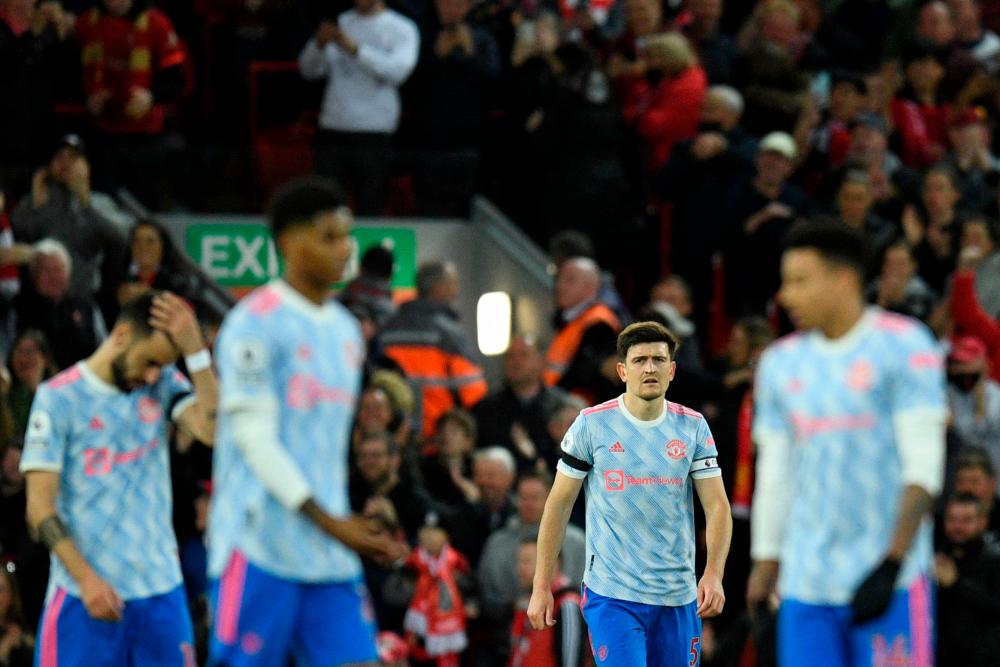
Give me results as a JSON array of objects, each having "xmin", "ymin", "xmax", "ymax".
[{"xmin": 689, "ymin": 636, "xmax": 701, "ymax": 666}]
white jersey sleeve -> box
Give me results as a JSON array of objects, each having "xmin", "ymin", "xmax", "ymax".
[
  {"xmin": 556, "ymin": 412, "xmax": 593, "ymax": 480},
  {"xmin": 691, "ymin": 416, "xmax": 721, "ymax": 479},
  {"xmin": 751, "ymin": 349, "xmax": 795, "ymax": 561},
  {"xmin": 20, "ymin": 385, "xmax": 70, "ymax": 473}
]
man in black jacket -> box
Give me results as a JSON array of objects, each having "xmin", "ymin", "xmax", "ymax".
[{"xmin": 935, "ymin": 493, "xmax": 1000, "ymax": 667}]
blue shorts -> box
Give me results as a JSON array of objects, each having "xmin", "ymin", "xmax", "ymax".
[
  {"xmin": 580, "ymin": 584, "xmax": 702, "ymax": 666},
  {"xmin": 34, "ymin": 584, "xmax": 194, "ymax": 667},
  {"xmin": 208, "ymin": 551, "xmax": 378, "ymax": 667},
  {"xmin": 778, "ymin": 575, "xmax": 934, "ymax": 667}
]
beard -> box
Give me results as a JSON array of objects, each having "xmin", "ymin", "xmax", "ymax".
[{"xmin": 110, "ymin": 352, "xmax": 135, "ymax": 392}]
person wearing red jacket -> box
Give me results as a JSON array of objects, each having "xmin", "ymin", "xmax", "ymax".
[
  {"xmin": 75, "ymin": 0, "xmax": 186, "ymax": 208},
  {"xmin": 622, "ymin": 31, "xmax": 707, "ymax": 174},
  {"xmin": 951, "ymin": 246, "xmax": 1000, "ymax": 382},
  {"xmin": 891, "ymin": 40, "xmax": 950, "ymax": 169}
]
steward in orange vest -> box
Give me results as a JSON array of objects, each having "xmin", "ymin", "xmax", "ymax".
[{"xmin": 544, "ymin": 300, "xmax": 620, "ymax": 404}]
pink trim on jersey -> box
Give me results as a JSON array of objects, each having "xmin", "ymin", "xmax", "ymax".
[
  {"xmin": 874, "ymin": 312, "xmax": 915, "ymax": 333},
  {"xmin": 216, "ymin": 551, "xmax": 249, "ymax": 645},
  {"xmin": 582, "ymin": 400, "xmax": 618, "ymax": 416},
  {"xmin": 772, "ymin": 332, "xmax": 805, "ymax": 351},
  {"xmin": 909, "ymin": 352, "xmax": 942, "ymax": 370},
  {"xmin": 246, "ymin": 286, "xmax": 282, "ymax": 316},
  {"xmin": 666, "ymin": 402, "xmax": 701, "ymax": 419},
  {"xmin": 40, "ymin": 588, "xmax": 67, "ymax": 667},
  {"xmin": 47, "ymin": 366, "xmax": 81, "ymax": 390},
  {"xmin": 909, "ymin": 575, "xmax": 933, "ymax": 667}
]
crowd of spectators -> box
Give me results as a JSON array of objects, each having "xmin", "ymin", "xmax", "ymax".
[{"xmin": 5, "ymin": 0, "xmax": 1000, "ymax": 664}]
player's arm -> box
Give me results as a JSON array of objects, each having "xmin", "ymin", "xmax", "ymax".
[
  {"xmin": 150, "ymin": 292, "xmax": 218, "ymax": 444},
  {"xmin": 694, "ymin": 474, "xmax": 732, "ymax": 618},
  {"xmin": 24, "ymin": 471, "xmax": 123, "ymax": 621},
  {"xmin": 528, "ymin": 470, "xmax": 584, "ymax": 630},
  {"xmin": 851, "ymin": 335, "xmax": 947, "ymax": 624},
  {"xmin": 747, "ymin": 352, "xmax": 794, "ymax": 611}
]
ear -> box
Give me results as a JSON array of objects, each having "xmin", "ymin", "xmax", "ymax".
[
  {"xmin": 668, "ymin": 360, "xmax": 677, "ymax": 381},
  {"xmin": 616, "ymin": 361, "xmax": 627, "ymax": 383},
  {"xmin": 110, "ymin": 322, "xmax": 134, "ymax": 350}
]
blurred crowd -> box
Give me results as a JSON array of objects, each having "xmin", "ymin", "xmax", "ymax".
[{"xmin": 4, "ymin": 0, "xmax": 1000, "ymax": 664}]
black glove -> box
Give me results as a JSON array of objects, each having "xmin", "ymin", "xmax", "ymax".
[{"xmin": 850, "ymin": 558, "xmax": 901, "ymax": 624}]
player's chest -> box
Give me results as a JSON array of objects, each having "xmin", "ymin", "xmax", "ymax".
[
  {"xmin": 591, "ymin": 431, "xmax": 691, "ymax": 493},
  {"xmin": 777, "ymin": 354, "xmax": 891, "ymax": 425},
  {"xmin": 68, "ymin": 395, "xmax": 166, "ymax": 477},
  {"xmin": 277, "ymin": 335, "xmax": 362, "ymax": 412}
]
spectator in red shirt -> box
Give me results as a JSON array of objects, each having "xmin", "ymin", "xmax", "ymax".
[
  {"xmin": 892, "ymin": 40, "xmax": 950, "ymax": 169},
  {"xmin": 623, "ymin": 31, "xmax": 707, "ymax": 174},
  {"xmin": 606, "ymin": 0, "xmax": 668, "ymax": 105},
  {"xmin": 76, "ymin": 0, "xmax": 187, "ymax": 209}
]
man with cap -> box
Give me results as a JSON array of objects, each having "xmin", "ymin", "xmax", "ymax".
[
  {"xmin": 947, "ymin": 335, "xmax": 1000, "ymax": 465},
  {"xmin": 721, "ymin": 131, "xmax": 810, "ymax": 317},
  {"xmin": 942, "ymin": 106, "xmax": 999, "ymax": 212},
  {"xmin": 11, "ymin": 135, "xmax": 128, "ymax": 302}
]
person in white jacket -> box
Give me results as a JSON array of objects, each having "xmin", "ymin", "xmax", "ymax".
[{"xmin": 299, "ymin": 0, "xmax": 419, "ymax": 214}]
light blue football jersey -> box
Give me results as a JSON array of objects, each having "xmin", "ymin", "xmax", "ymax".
[
  {"xmin": 20, "ymin": 361, "xmax": 194, "ymax": 600},
  {"xmin": 208, "ymin": 280, "xmax": 365, "ymax": 583},
  {"xmin": 557, "ymin": 395, "xmax": 721, "ymax": 606},
  {"xmin": 753, "ymin": 308, "xmax": 946, "ymax": 605}
]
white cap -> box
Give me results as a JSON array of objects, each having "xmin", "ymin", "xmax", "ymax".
[{"xmin": 758, "ymin": 132, "xmax": 797, "ymax": 160}]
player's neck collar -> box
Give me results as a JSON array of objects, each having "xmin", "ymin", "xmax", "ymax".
[
  {"xmin": 271, "ymin": 279, "xmax": 335, "ymax": 322},
  {"xmin": 617, "ymin": 395, "xmax": 668, "ymax": 427},
  {"xmin": 78, "ymin": 361, "xmax": 121, "ymax": 395},
  {"xmin": 809, "ymin": 307, "xmax": 876, "ymax": 354}
]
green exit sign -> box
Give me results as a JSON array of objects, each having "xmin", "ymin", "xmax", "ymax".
[{"xmin": 185, "ymin": 223, "xmax": 416, "ymax": 295}]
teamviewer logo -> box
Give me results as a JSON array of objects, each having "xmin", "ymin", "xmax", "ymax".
[{"xmin": 604, "ymin": 470, "xmax": 625, "ymax": 491}]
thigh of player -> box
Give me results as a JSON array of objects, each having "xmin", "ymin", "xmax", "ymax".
[
  {"xmin": 647, "ymin": 600, "xmax": 702, "ymax": 667},
  {"xmin": 34, "ymin": 587, "xmax": 129, "ymax": 667},
  {"xmin": 777, "ymin": 599, "xmax": 852, "ymax": 667},
  {"xmin": 580, "ymin": 584, "xmax": 652, "ymax": 666},
  {"xmin": 208, "ymin": 551, "xmax": 299, "ymax": 667},
  {"xmin": 291, "ymin": 578, "xmax": 379, "ymax": 667},
  {"xmin": 127, "ymin": 586, "xmax": 196, "ymax": 667},
  {"xmin": 849, "ymin": 575, "xmax": 934, "ymax": 667}
]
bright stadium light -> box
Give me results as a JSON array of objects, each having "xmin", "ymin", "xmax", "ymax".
[{"xmin": 477, "ymin": 292, "xmax": 511, "ymax": 356}]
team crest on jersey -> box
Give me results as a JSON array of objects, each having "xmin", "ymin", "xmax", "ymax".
[
  {"xmin": 138, "ymin": 397, "xmax": 162, "ymax": 423},
  {"xmin": 847, "ymin": 359, "xmax": 875, "ymax": 392},
  {"xmin": 666, "ymin": 439, "xmax": 687, "ymax": 460}
]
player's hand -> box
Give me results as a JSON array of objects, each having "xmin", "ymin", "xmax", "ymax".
[
  {"xmin": 80, "ymin": 572, "xmax": 124, "ymax": 621},
  {"xmin": 149, "ymin": 291, "xmax": 205, "ymax": 356},
  {"xmin": 746, "ymin": 560, "xmax": 779, "ymax": 610},
  {"xmin": 325, "ymin": 515, "xmax": 407, "ymax": 565},
  {"xmin": 697, "ymin": 571, "xmax": 725, "ymax": 618},
  {"xmin": 527, "ymin": 585, "xmax": 555, "ymax": 630},
  {"xmin": 850, "ymin": 557, "xmax": 900, "ymax": 625}
]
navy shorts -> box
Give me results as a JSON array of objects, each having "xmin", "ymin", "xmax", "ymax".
[
  {"xmin": 778, "ymin": 575, "xmax": 934, "ymax": 667},
  {"xmin": 34, "ymin": 584, "xmax": 194, "ymax": 667},
  {"xmin": 580, "ymin": 583, "xmax": 702, "ymax": 666},
  {"xmin": 208, "ymin": 551, "xmax": 378, "ymax": 667}
]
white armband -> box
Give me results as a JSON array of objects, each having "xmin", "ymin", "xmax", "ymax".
[
  {"xmin": 185, "ymin": 349, "xmax": 212, "ymax": 374},
  {"xmin": 892, "ymin": 407, "xmax": 947, "ymax": 497},
  {"xmin": 227, "ymin": 396, "xmax": 312, "ymax": 511}
]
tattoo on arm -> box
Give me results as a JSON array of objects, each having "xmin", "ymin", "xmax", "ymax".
[{"xmin": 37, "ymin": 515, "xmax": 70, "ymax": 550}]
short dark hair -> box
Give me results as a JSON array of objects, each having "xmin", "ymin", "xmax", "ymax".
[
  {"xmin": 437, "ymin": 408, "xmax": 477, "ymax": 442},
  {"xmin": 830, "ymin": 69, "xmax": 868, "ymax": 96},
  {"xmin": 360, "ymin": 245, "xmax": 395, "ymax": 279},
  {"xmin": 955, "ymin": 446, "xmax": 997, "ymax": 478},
  {"xmin": 416, "ymin": 261, "xmax": 453, "ymax": 297},
  {"xmin": 267, "ymin": 176, "xmax": 347, "ymax": 239},
  {"xmin": 784, "ymin": 219, "xmax": 868, "ymax": 278},
  {"xmin": 947, "ymin": 492, "xmax": 988, "ymax": 515},
  {"xmin": 116, "ymin": 291, "xmax": 161, "ymax": 339},
  {"xmin": 616, "ymin": 321, "xmax": 680, "ymax": 361}
]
